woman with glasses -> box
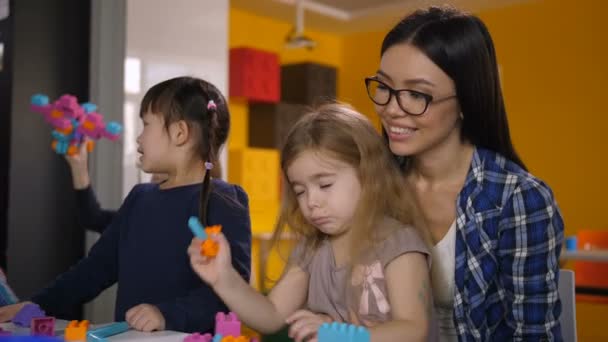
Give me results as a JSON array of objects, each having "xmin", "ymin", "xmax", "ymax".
[{"xmin": 365, "ymin": 6, "xmax": 564, "ymax": 341}]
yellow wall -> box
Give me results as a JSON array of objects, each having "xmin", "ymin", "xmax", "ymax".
[{"xmin": 229, "ymin": 8, "xmax": 342, "ymax": 67}]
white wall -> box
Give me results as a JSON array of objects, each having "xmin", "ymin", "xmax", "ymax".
[
  {"xmin": 87, "ymin": 0, "xmax": 229, "ymax": 323},
  {"xmin": 123, "ymin": 0, "xmax": 230, "ymax": 194}
]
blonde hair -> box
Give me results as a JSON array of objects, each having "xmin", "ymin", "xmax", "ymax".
[{"xmin": 272, "ymin": 103, "xmax": 419, "ymax": 267}]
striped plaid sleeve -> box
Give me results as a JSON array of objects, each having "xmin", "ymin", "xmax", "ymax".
[{"xmin": 497, "ymin": 177, "xmax": 565, "ymax": 341}]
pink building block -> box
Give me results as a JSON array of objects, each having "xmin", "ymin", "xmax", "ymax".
[
  {"xmin": 215, "ymin": 312, "xmax": 241, "ymax": 337},
  {"xmin": 31, "ymin": 316, "xmax": 55, "ymax": 336},
  {"xmin": 183, "ymin": 332, "xmax": 214, "ymax": 342}
]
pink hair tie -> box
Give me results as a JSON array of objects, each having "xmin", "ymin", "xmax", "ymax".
[
  {"xmin": 207, "ymin": 100, "xmax": 217, "ymax": 111},
  {"xmin": 204, "ymin": 162, "xmax": 214, "ymax": 170}
]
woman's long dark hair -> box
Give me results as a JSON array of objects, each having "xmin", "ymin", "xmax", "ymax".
[{"xmin": 382, "ymin": 6, "xmax": 526, "ymax": 170}]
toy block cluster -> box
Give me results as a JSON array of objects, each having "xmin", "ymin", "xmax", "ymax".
[
  {"xmin": 317, "ymin": 322, "xmax": 370, "ymax": 342},
  {"xmin": 183, "ymin": 312, "xmax": 258, "ymax": 342},
  {"xmin": 188, "ymin": 217, "xmax": 222, "ymax": 257},
  {"xmin": 7, "ymin": 304, "xmax": 128, "ymax": 341},
  {"xmin": 30, "ymin": 93, "xmax": 122, "ymax": 156}
]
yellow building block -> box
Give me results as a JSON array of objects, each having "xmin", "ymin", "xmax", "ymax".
[
  {"xmin": 229, "ymin": 148, "xmax": 280, "ymax": 202},
  {"xmin": 227, "ymin": 100, "xmax": 248, "ymax": 150},
  {"xmin": 250, "ymin": 199, "xmax": 280, "ymax": 234}
]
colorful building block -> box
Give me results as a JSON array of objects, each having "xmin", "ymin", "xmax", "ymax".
[
  {"xmin": 248, "ymin": 102, "xmax": 308, "ymax": 149},
  {"xmin": 64, "ymin": 320, "xmax": 89, "ymax": 341},
  {"xmin": 281, "ymin": 63, "xmax": 337, "ymax": 106},
  {"xmin": 188, "ymin": 217, "xmax": 222, "ymax": 257},
  {"xmin": 13, "ymin": 303, "xmax": 45, "ymax": 327},
  {"xmin": 317, "ymin": 322, "xmax": 370, "ymax": 342},
  {"xmin": 227, "ymin": 100, "xmax": 248, "ymax": 150},
  {"xmin": 229, "ymin": 47, "xmax": 280, "ymax": 103},
  {"xmin": 0, "ymin": 327, "xmax": 12, "ymax": 336},
  {"xmin": 249, "ymin": 199, "xmax": 280, "ymax": 234},
  {"xmin": 220, "ymin": 337, "xmax": 249, "ymax": 342},
  {"xmin": 228, "ymin": 148, "xmax": 280, "ymax": 203},
  {"xmin": 215, "ymin": 312, "xmax": 241, "ymax": 337},
  {"xmin": 87, "ymin": 321, "xmax": 129, "ymax": 342},
  {"xmin": 31, "ymin": 317, "xmax": 55, "ymax": 336}
]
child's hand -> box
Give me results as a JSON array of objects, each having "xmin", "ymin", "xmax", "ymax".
[
  {"xmin": 285, "ymin": 310, "xmax": 333, "ymax": 342},
  {"xmin": 0, "ymin": 301, "xmax": 33, "ymax": 322},
  {"xmin": 187, "ymin": 233, "xmax": 232, "ymax": 288},
  {"xmin": 65, "ymin": 140, "xmax": 90, "ymax": 189},
  {"xmin": 125, "ymin": 304, "xmax": 165, "ymax": 332}
]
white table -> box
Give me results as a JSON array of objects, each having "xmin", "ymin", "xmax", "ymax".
[
  {"xmin": 0, "ymin": 320, "xmax": 188, "ymax": 341},
  {"xmin": 560, "ymin": 250, "xmax": 608, "ymax": 262}
]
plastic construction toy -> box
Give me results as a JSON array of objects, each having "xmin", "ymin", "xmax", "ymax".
[
  {"xmin": 31, "ymin": 317, "xmax": 55, "ymax": 336},
  {"xmin": 215, "ymin": 312, "xmax": 240, "ymax": 337},
  {"xmin": 64, "ymin": 320, "xmax": 89, "ymax": 341},
  {"xmin": 188, "ymin": 216, "xmax": 222, "ymax": 257},
  {"xmin": 183, "ymin": 312, "xmax": 258, "ymax": 342},
  {"xmin": 86, "ymin": 321, "xmax": 129, "ymax": 342},
  {"xmin": 30, "ymin": 94, "xmax": 122, "ymax": 156},
  {"xmin": 317, "ymin": 322, "xmax": 370, "ymax": 342},
  {"xmin": 13, "ymin": 303, "xmax": 45, "ymax": 327},
  {"xmin": 0, "ymin": 327, "xmax": 12, "ymax": 336}
]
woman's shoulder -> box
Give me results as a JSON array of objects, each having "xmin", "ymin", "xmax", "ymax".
[{"xmin": 474, "ymin": 147, "xmax": 558, "ymax": 208}]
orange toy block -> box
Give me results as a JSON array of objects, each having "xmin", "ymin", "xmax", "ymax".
[
  {"xmin": 64, "ymin": 320, "xmax": 89, "ymax": 341},
  {"xmin": 200, "ymin": 225, "xmax": 222, "ymax": 257},
  {"xmin": 67, "ymin": 145, "xmax": 78, "ymax": 156},
  {"xmin": 221, "ymin": 336, "xmax": 249, "ymax": 342},
  {"xmin": 86, "ymin": 140, "xmax": 95, "ymax": 152}
]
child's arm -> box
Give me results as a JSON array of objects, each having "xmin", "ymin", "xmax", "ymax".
[
  {"xmin": 189, "ymin": 234, "xmax": 309, "ymax": 334},
  {"xmin": 0, "ymin": 185, "xmax": 142, "ymax": 322},
  {"xmin": 368, "ymin": 251, "xmax": 432, "ymax": 342},
  {"xmin": 67, "ymin": 142, "xmax": 117, "ymax": 233},
  {"xmin": 74, "ymin": 186, "xmax": 117, "ymax": 233}
]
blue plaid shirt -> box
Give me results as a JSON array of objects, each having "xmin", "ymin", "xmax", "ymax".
[{"xmin": 453, "ymin": 147, "xmax": 564, "ymax": 341}]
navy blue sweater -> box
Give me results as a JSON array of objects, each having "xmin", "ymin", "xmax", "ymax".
[{"xmin": 31, "ymin": 180, "xmax": 251, "ymax": 333}]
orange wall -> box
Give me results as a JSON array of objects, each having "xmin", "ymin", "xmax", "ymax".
[
  {"xmin": 477, "ymin": 1, "xmax": 608, "ymax": 339},
  {"xmin": 478, "ymin": 0, "xmax": 608, "ymax": 236},
  {"xmin": 339, "ymin": 30, "xmax": 386, "ymax": 130}
]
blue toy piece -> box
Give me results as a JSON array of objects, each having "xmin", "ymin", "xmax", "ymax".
[
  {"xmin": 105, "ymin": 122, "xmax": 123, "ymax": 136},
  {"xmin": 31, "ymin": 94, "xmax": 49, "ymax": 106},
  {"xmin": 81, "ymin": 103, "xmax": 97, "ymax": 113},
  {"xmin": 212, "ymin": 334, "xmax": 223, "ymax": 342},
  {"xmin": 87, "ymin": 321, "xmax": 130, "ymax": 342},
  {"xmin": 188, "ymin": 216, "xmax": 208, "ymax": 240},
  {"xmin": 317, "ymin": 322, "xmax": 370, "ymax": 342}
]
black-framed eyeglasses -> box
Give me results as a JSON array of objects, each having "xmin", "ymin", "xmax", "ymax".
[{"xmin": 364, "ymin": 77, "xmax": 457, "ymax": 116}]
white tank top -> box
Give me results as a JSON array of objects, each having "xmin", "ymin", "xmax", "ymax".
[{"xmin": 431, "ymin": 221, "xmax": 458, "ymax": 342}]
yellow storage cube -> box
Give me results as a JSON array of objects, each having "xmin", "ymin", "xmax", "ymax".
[{"xmin": 229, "ymin": 148, "xmax": 280, "ymax": 202}]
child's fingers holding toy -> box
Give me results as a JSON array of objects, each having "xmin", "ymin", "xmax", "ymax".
[{"xmin": 188, "ymin": 232, "xmax": 232, "ymax": 288}]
